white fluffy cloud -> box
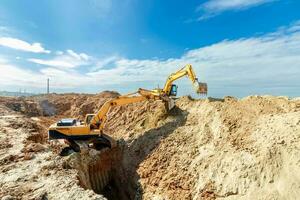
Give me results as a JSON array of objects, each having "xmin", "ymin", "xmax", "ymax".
[
  {"xmin": 0, "ymin": 58, "xmax": 45, "ymax": 87},
  {"xmin": 197, "ymin": 0, "xmax": 277, "ymax": 20},
  {"xmin": 0, "ymin": 37, "xmax": 50, "ymax": 53},
  {"xmin": 200, "ymin": 0, "xmax": 276, "ymax": 12},
  {"xmin": 28, "ymin": 49, "xmax": 90, "ymax": 68},
  {"xmin": 1, "ymin": 21, "xmax": 300, "ymax": 96}
]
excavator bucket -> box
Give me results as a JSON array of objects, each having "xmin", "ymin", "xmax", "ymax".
[{"xmin": 196, "ymin": 82, "xmax": 208, "ymax": 95}]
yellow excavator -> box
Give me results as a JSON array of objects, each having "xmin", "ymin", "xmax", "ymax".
[{"xmin": 48, "ymin": 64, "xmax": 207, "ymax": 154}]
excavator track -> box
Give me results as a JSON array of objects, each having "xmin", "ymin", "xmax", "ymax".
[
  {"xmin": 91, "ymin": 136, "xmax": 112, "ymax": 150},
  {"xmin": 59, "ymin": 139, "xmax": 81, "ymax": 156},
  {"xmin": 59, "ymin": 136, "xmax": 113, "ymax": 156}
]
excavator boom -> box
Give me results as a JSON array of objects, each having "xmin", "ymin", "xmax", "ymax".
[
  {"xmin": 163, "ymin": 64, "xmax": 207, "ymax": 95},
  {"xmin": 90, "ymin": 90, "xmax": 154, "ymax": 130}
]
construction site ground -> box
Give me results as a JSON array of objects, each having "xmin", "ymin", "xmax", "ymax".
[{"xmin": 0, "ymin": 92, "xmax": 299, "ymax": 200}]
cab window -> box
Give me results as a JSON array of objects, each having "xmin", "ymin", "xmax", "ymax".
[
  {"xmin": 86, "ymin": 115, "xmax": 94, "ymax": 124},
  {"xmin": 170, "ymin": 84, "xmax": 178, "ymax": 96}
]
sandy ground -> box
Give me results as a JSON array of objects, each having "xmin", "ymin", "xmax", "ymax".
[
  {"xmin": 133, "ymin": 96, "xmax": 300, "ymax": 200},
  {"xmin": 0, "ymin": 108, "xmax": 105, "ymax": 200},
  {"xmin": 0, "ymin": 93, "xmax": 299, "ymax": 200}
]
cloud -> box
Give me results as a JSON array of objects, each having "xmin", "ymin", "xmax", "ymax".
[
  {"xmin": 55, "ymin": 51, "xmax": 64, "ymax": 55},
  {"xmin": 0, "ymin": 57, "xmax": 88, "ymax": 89},
  {"xmin": 28, "ymin": 49, "xmax": 90, "ymax": 69},
  {"xmin": 0, "ymin": 58, "xmax": 45, "ymax": 88},
  {"xmin": 90, "ymin": 55, "xmax": 121, "ymax": 71},
  {"xmin": 0, "ymin": 26, "xmax": 9, "ymax": 32},
  {"xmin": 0, "ymin": 37, "xmax": 50, "ymax": 53},
  {"xmin": 1, "ymin": 21, "xmax": 300, "ymax": 96},
  {"xmin": 197, "ymin": 0, "xmax": 277, "ymax": 20}
]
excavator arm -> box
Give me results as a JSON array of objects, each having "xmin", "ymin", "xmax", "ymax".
[
  {"xmin": 89, "ymin": 65, "xmax": 207, "ymax": 132},
  {"xmin": 89, "ymin": 88, "xmax": 168, "ymax": 132},
  {"xmin": 162, "ymin": 64, "xmax": 207, "ymax": 95},
  {"xmin": 90, "ymin": 93, "xmax": 147, "ymax": 130}
]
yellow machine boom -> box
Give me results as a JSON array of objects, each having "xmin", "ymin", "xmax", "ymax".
[
  {"xmin": 151, "ymin": 64, "xmax": 207, "ymax": 96},
  {"xmin": 163, "ymin": 64, "xmax": 203, "ymax": 94},
  {"xmin": 48, "ymin": 88, "xmax": 172, "ymax": 151},
  {"xmin": 89, "ymin": 88, "xmax": 165, "ymax": 131}
]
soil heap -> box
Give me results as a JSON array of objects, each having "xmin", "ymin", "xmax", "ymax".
[{"xmin": 0, "ymin": 92, "xmax": 299, "ymax": 200}]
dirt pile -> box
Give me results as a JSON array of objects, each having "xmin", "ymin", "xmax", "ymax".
[
  {"xmin": 116, "ymin": 96, "xmax": 300, "ymax": 200},
  {"xmin": 1, "ymin": 91, "xmax": 120, "ymax": 118},
  {"xmin": 0, "ymin": 111, "xmax": 106, "ymax": 200},
  {"xmin": 0, "ymin": 93, "xmax": 299, "ymax": 200},
  {"xmin": 0, "ymin": 91, "xmax": 120, "ymax": 200},
  {"xmin": 30, "ymin": 91, "xmax": 119, "ymax": 117},
  {"xmin": 0, "ymin": 97, "xmax": 41, "ymax": 116}
]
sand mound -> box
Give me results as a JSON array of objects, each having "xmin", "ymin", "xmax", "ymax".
[
  {"xmin": 1, "ymin": 91, "xmax": 120, "ymax": 118},
  {"xmin": 121, "ymin": 96, "xmax": 300, "ymax": 199},
  {"xmin": 0, "ymin": 94, "xmax": 299, "ymax": 200}
]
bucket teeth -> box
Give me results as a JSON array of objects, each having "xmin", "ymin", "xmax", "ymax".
[{"xmin": 197, "ymin": 82, "xmax": 208, "ymax": 95}]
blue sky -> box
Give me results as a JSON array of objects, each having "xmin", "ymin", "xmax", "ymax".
[{"xmin": 0, "ymin": 0, "xmax": 300, "ymax": 97}]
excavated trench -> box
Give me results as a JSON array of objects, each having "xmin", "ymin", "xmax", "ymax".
[
  {"xmin": 85, "ymin": 150, "xmax": 116, "ymax": 197},
  {"xmin": 70, "ymin": 145, "xmax": 137, "ymax": 200},
  {"xmin": 67, "ymin": 107, "xmax": 187, "ymax": 200}
]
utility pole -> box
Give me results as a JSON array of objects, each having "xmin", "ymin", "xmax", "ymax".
[{"xmin": 47, "ymin": 78, "xmax": 49, "ymax": 94}]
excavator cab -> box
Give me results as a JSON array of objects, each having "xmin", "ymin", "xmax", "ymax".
[
  {"xmin": 169, "ymin": 84, "xmax": 178, "ymax": 96},
  {"xmin": 85, "ymin": 114, "xmax": 95, "ymax": 125}
]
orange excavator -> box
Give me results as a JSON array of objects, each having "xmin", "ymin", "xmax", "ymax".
[{"xmin": 48, "ymin": 64, "xmax": 207, "ymax": 154}]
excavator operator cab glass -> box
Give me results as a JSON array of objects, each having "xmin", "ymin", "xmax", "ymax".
[
  {"xmin": 170, "ymin": 84, "xmax": 178, "ymax": 96},
  {"xmin": 85, "ymin": 114, "xmax": 95, "ymax": 125}
]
